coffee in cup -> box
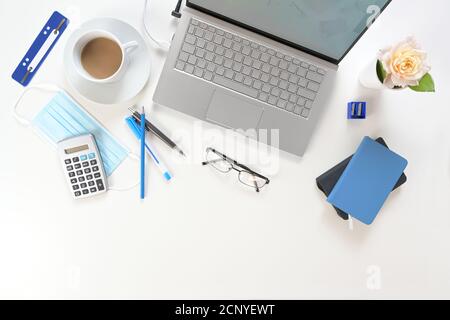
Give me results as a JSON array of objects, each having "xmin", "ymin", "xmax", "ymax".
[
  {"xmin": 72, "ymin": 30, "xmax": 139, "ymax": 84},
  {"xmin": 81, "ymin": 37, "xmax": 123, "ymax": 80}
]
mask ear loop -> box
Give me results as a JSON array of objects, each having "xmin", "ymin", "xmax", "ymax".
[
  {"xmin": 108, "ymin": 152, "xmax": 141, "ymax": 192},
  {"xmin": 12, "ymin": 83, "xmax": 62, "ymax": 126}
]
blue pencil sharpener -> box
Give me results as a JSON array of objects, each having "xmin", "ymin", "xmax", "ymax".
[{"xmin": 347, "ymin": 102, "xmax": 366, "ymax": 119}]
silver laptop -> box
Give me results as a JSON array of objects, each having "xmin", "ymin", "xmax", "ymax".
[{"xmin": 154, "ymin": 0, "xmax": 391, "ymax": 156}]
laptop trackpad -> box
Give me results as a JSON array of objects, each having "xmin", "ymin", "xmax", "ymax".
[{"xmin": 206, "ymin": 90, "xmax": 263, "ymax": 130}]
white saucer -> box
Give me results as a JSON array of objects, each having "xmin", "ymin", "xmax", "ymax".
[{"xmin": 64, "ymin": 18, "xmax": 151, "ymax": 104}]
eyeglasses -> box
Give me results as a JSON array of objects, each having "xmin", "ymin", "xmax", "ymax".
[{"xmin": 202, "ymin": 148, "xmax": 270, "ymax": 192}]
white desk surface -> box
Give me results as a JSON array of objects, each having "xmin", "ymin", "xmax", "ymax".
[{"xmin": 1, "ymin": 0, "xmax": 449, "ymax": 299}]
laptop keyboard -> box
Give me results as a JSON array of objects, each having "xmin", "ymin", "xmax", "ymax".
[{"xmin": 174, "ymin": 19, "xmax": 327, "ymax": 119}]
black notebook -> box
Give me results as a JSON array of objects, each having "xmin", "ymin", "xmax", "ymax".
[{"xmin": 316, "ymin": 138, "xmax": 407, "ymax": 220}]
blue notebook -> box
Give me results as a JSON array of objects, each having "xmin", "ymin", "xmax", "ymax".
[{"xmin": 327, "ymin": 137, "xmax": 408, "ymax": 225}]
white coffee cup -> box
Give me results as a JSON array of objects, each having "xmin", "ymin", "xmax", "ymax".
[{"xmin": 72, "ymin": 29, "xmax": 139, "ymax": 84}]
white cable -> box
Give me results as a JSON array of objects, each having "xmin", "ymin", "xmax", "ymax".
[{"xmin": 143, "ymin": 0, "xmax": 171, "ymax": 50}]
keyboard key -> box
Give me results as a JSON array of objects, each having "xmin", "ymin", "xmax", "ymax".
[
  {"xmin": 268, "ymin": 95, "xmax": 278, "ymax": 105},
  {"xmin": 76, "ymin": 170, "xmax": 83, "ymax": 176},
  {"xmin": 280, "ymin": 71, "xmax": 289, "ymax": 81},
  {"xmin": 175, "ymin": 61, "xmax": 185, "ymax": 70},
  {"xmin": 279, "ymin": 80, "xmax": 288, "ymax": 90},
  {"xmin": 297, "ymin": 97, "xmax": 306, "ymax": 106},
  {"xmin": 213, "ymin": 75, "xmax": 258, "ymax": 98},
  {"xmin": 260, "ymin": 53, "xmax": 270, "ymax": 63},
  {"xmin": 69, "ymin": 172, "xmax": 75, "ymax": 178},
  {"xmin": 297, "ymin": 67, "xmax": 307, "ymax": 77},
  {"xmin": 196, "ymin": 48, "xmax": 206, "ymax": 58},
  {"xmin": 306, "ymin": 71, "xmax": 324, "ymax": 84},
  {"xmin": 251, "ymin": 50, "xmax": 261, "ymax": 60},
  {"xmin": 270, "ymin": 67, "xmax": 280, "ymax": 77},
  {"xmin": 188, "ymin": 55, "xmax": 197, "ymax": 65},
  {"xmin": 242, "ymin": 66, "xmax": 251, "ymax": 75},
  {"xmin": 73, "ymin": 185, "xmax": 80, "ymax": 191},
  {"xmin": 74, "ymin": 191, "xmax": 81, "ymax": 197},
  {"xmin": 94, "ymin": 173, "xmax": 101, "ymax": 179},
  {"xmin": 216, "ymin": 66, "xmax": 225, "ymax": 76},
  {"xmin": 80, "ymin": 183, "xmax": 87, "ymax": 189},
  {"xmin": 195, "ymin": 28, "xmax": 204, "ymax": 37},
  {"xmin": 307, "ymin": 81, "xmax": 320, "ymax": 92},
  {"xmin": 182, "ymin": 43, "xmax": 195, "ymax": 54},
  {"xmin": 260, "ymin": 73, "xmax": 270, "ymax": 83},
  {"xmin": 82, "ymin": 162, "xmax": 89, "ymax": 168},
  {"xmin": 223, "ymin": 39, "xmax": 232, "ymax": 48},
  {"xmin": 194, "ymin": 67, "xmax": 204, "ymax": 78},
  {"xmin": 305, "ymin": 100, "xmax": 313, "ymax": 109},
  {"xmin": 301, "ymin": 62, "xmax": 310, "ymax": 68},
  {"xmin": 184, "ymin": 64, "xmax": 194, "ymax": 74},
  {"xmin": 301, "ymin": 108, "xmax": 310, "ymax": 118},
  {"xmin": 318, "ymin": 68, "xmax": 326, "ymax": 75},
  {"xmin": 289, "ymin": 74, "xmax": 299, "ymax": 84},
  {"xmin": 279, "ymin": 60, "xmax": 288, "ymax": 70},
  {"xmin": 90, "ymin": 188, "xmax": 97, "ymax": 193},
  {"xmin": 191, "ymin": 19, "xmax": 199, "ymax": 26},
  {"xmin": 66, "ymin": 165, "xmax": 74, "ymax": 171},
  {"xmin": 92, "ymin": 166, "xmax": 99, "ymax": 172},
  {"xmin": 259, "ymin": 92, "xmax": 269, "ymax": 102},
  {"xmin": 243, "ymin": 76, "xmax": 253, "ymax": 86},
  {"xmin": 204, "ymin": 71, "xmax": 213, "ymax": 81},
  {"xmin": 87, "ymin": 174, "xmax": 93, "ymax": 180},
  {"xmin": 72, "ymin": 157, "xmax": 80, "ymax": 163},
  {"xmin": 75, "ymin": 164, "xmax": 81, "ymax": 169},
  {"xmin": 70, "ymin": 178, "xmax": 77, "ymax": 184},
  {"xmin": 309, "ymin": 65, "xmax": 317, "ymax": 72},
  {"xmin": 185, "ymin": 34, "xmax": 196, "ymax": 45},
  {"xmin": 206, "ymin": 42, "xmax": 215, "ymax": 52},
  {"xmin": 88, "ymin": 153, "xmax": 96, "ymax": 160},
  {"xmin": 88, "ymin": 181, "xmax": 95, "ymax": 187},
  {"xmin": 286, "ymin": 103, "xmax": 295, "ymax": 112},
  {"xmin": 251, "ymin": 69, "xmax": 261, "ymax": 79},
  {"xmin": 294, "ymin": 106, "xmax": 302, "ymax": 115},
  {"xmin": 298, "ymin": 78, "xmax": 307, "ymax": 87},
  {"xmin": 253, "ymin": 80, "xmax": 262, "ymax": 90},
  {"xmin": 280, "ymin": 91, "xmax": 289, "ymax": 100},
  {"xmin": 297, "ymin": 87, "xmax": 316, "ymax": 100},
  {"xmin": 78, "ymin": 176, "xmax": 86, "ymax": 182},
  {"xmin": 233, "ymin": 63, "xmax": 243, "ymax": 73},
  {"xmin": 261, "ymin": 64, "xmax": 271, "ymax": 73},
  {"xmin": 262, "ymin": 84, "xmax": 271, "ymax": 93},
  {"xmin": 269, "ymin": 56, "xmax": 280, "ymax": 66},
  {"xmin": 82, "ymin": 189, "xmax": 89, "ymax": 195},
  {"xmin": 224, "ymin": 59, "xmax": 233, "ymax": 69},
  {"xmin": 269, "ymin": 77, "xmax": 279, "ymax": 86},
  {"xmin": 288, "ymin": 83, "xmax": 298, "ymax": 93},
  {"xmin": 277, "ymin": 100, "xmax": 287, "ymax": 109},
  {"xmin": 224, "ymin": 69, "xmax": 234, "ymax": 79},
  {"xmin": 84, "ymin": 168, "xmax": 91, "ymax": 174},
  {"xmin": 213, "ymin": 35, "xmax": 223, "ymax": 45},
  {"xmin": 65, "ymin": 159, "xmax": 72, "ymax": 164},
  {"xmin": 289, "ymin": 95, "xmax": 298, "ymax": 104}
]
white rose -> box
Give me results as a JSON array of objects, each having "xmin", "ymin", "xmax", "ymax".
[{"xmin": 378, "ymin": 37, "xmax": 431, "ymax": 88}]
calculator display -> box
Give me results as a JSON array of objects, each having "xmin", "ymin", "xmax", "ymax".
[{"xmin": 65, "ymin": 144, "xmax": 89, "ymax": 154}]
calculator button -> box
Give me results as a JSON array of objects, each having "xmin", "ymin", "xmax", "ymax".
[
  {"xmin": 88, "ymin": 153, "xmax": 96, "ymax": 159},
  {"xmin": 88, "ymin": 181, "xmax": 95, "ymax": 187},
  {"xmin": 86, "ymin": 175, "xmax": 93, "ymax": 180},
  {"xmin": 72, "ymin": 185, "xmax": 80, "ymax": 190},
  {"xmin": 66, "ymin": 165, "xmax": 74, "ymax": 171},
  {"xmin": 90, "ymin": 188, "xmax": 97, "ymax": 193},
  {"xmin": 74, "ymin": 191, "xmax": 81, "ymax": 197},
  {"xmin": 92, "ymin": 166, "xmax": 99, "ymax": 172},
  {"xmin": 65, "ymin": 159, "xmax": 72, "ymax": 164},
  {"xmin": 80, "ymin": 183, "xmax": 87, "ymax": 188},
  {"xmin": 94, "ymin": 173, "xmax": 101, "ymax": 179},
  {"xmin": 74, "ymin": 164, "xmax": 81, "ymax": 169},
  {"xmin": 90, "ymin": 160, "xmax": 97, "ymax": 165},
  {"xmin": 84, "ymin": 168, "xmax": 91, "ymax": 174},
  {"xmin": 72, "ymin": 157, "xmax": 80, "ymax": 163},
  {"xmin": 78, "ymin": 176, "xmax": 85, "ymax": 182},
  {"xmin": 70, "ymin": 178, "xmax": 77, "ymax": 184},
  {"xmin": 96, "ymin": 179, "xmax": 105, "ymax": 191},
  {"xmin": 82, "ymin": 189, "xmax": 89, "ymax": 195},
  {"xmin": 80, "ymin": 155, "xmax": 88, "ymax": 161},
  {"xmin": 76, "ymin": 170, "xmax": 83, "ymax": 176},
  {"xmin": 69, "ymin": 172, "xmax": 75, "ymax": 177},
  {"xmin": 82, "ymin": 162, "xmax": 89, "ymax": 168}
]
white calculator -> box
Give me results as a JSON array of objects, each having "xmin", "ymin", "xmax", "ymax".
[{"xmin": 57, "ymin": 134, "xmax": 108, "ymax": 199}]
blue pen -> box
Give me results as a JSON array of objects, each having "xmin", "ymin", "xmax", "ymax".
[
  {"xmin": 126, "ymin": 117, "xmax": 172, "ymax": 181},
  {"xmin": 140, "ymin": 107, "xmax": 146, "ymax": 199}
]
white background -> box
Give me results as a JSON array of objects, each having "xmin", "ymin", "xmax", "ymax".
[{"xmin": 0, "ymin": 0, "xmax": 449, "ymax": 299}]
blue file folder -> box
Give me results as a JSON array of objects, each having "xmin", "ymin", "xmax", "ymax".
[{"xmin": 327, "ymin": 137, "xmax": 408, "ymax": 225}]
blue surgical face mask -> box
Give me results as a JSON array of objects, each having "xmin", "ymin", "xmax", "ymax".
[{"xmin": 13, "ymin": 84, "xmax": 130, "ymax": 177}]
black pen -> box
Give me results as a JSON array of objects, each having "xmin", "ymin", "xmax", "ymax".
[{"xmin": 129, "ymin": 107, "xmax": 186, "ymax": 157}]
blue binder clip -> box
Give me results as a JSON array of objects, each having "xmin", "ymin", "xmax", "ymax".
[
  {"xmin": 347, "ymin": 102, "xmax": 366, "ymax": 119},
  {"xmin": 11, "ymin": 11, "xmax": 69, "ymax": 87}
]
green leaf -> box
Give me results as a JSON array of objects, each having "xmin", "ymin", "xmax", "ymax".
[
  {"xmin": 409, "ymin": 73, "xmax": 435, "ymax": 92},
  {"xmin": 376, "ymin": 60, "xmax": 387, "ymax": 84}
]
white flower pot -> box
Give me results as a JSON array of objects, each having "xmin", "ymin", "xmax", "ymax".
[{"xmin": 359, "ymin": 58, "xmax": 386, "ymax": 89}]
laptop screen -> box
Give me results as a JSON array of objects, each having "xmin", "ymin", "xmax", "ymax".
[{"xmin": 187, "ymin": 0, "xmax": 391, "ymax": 63}]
